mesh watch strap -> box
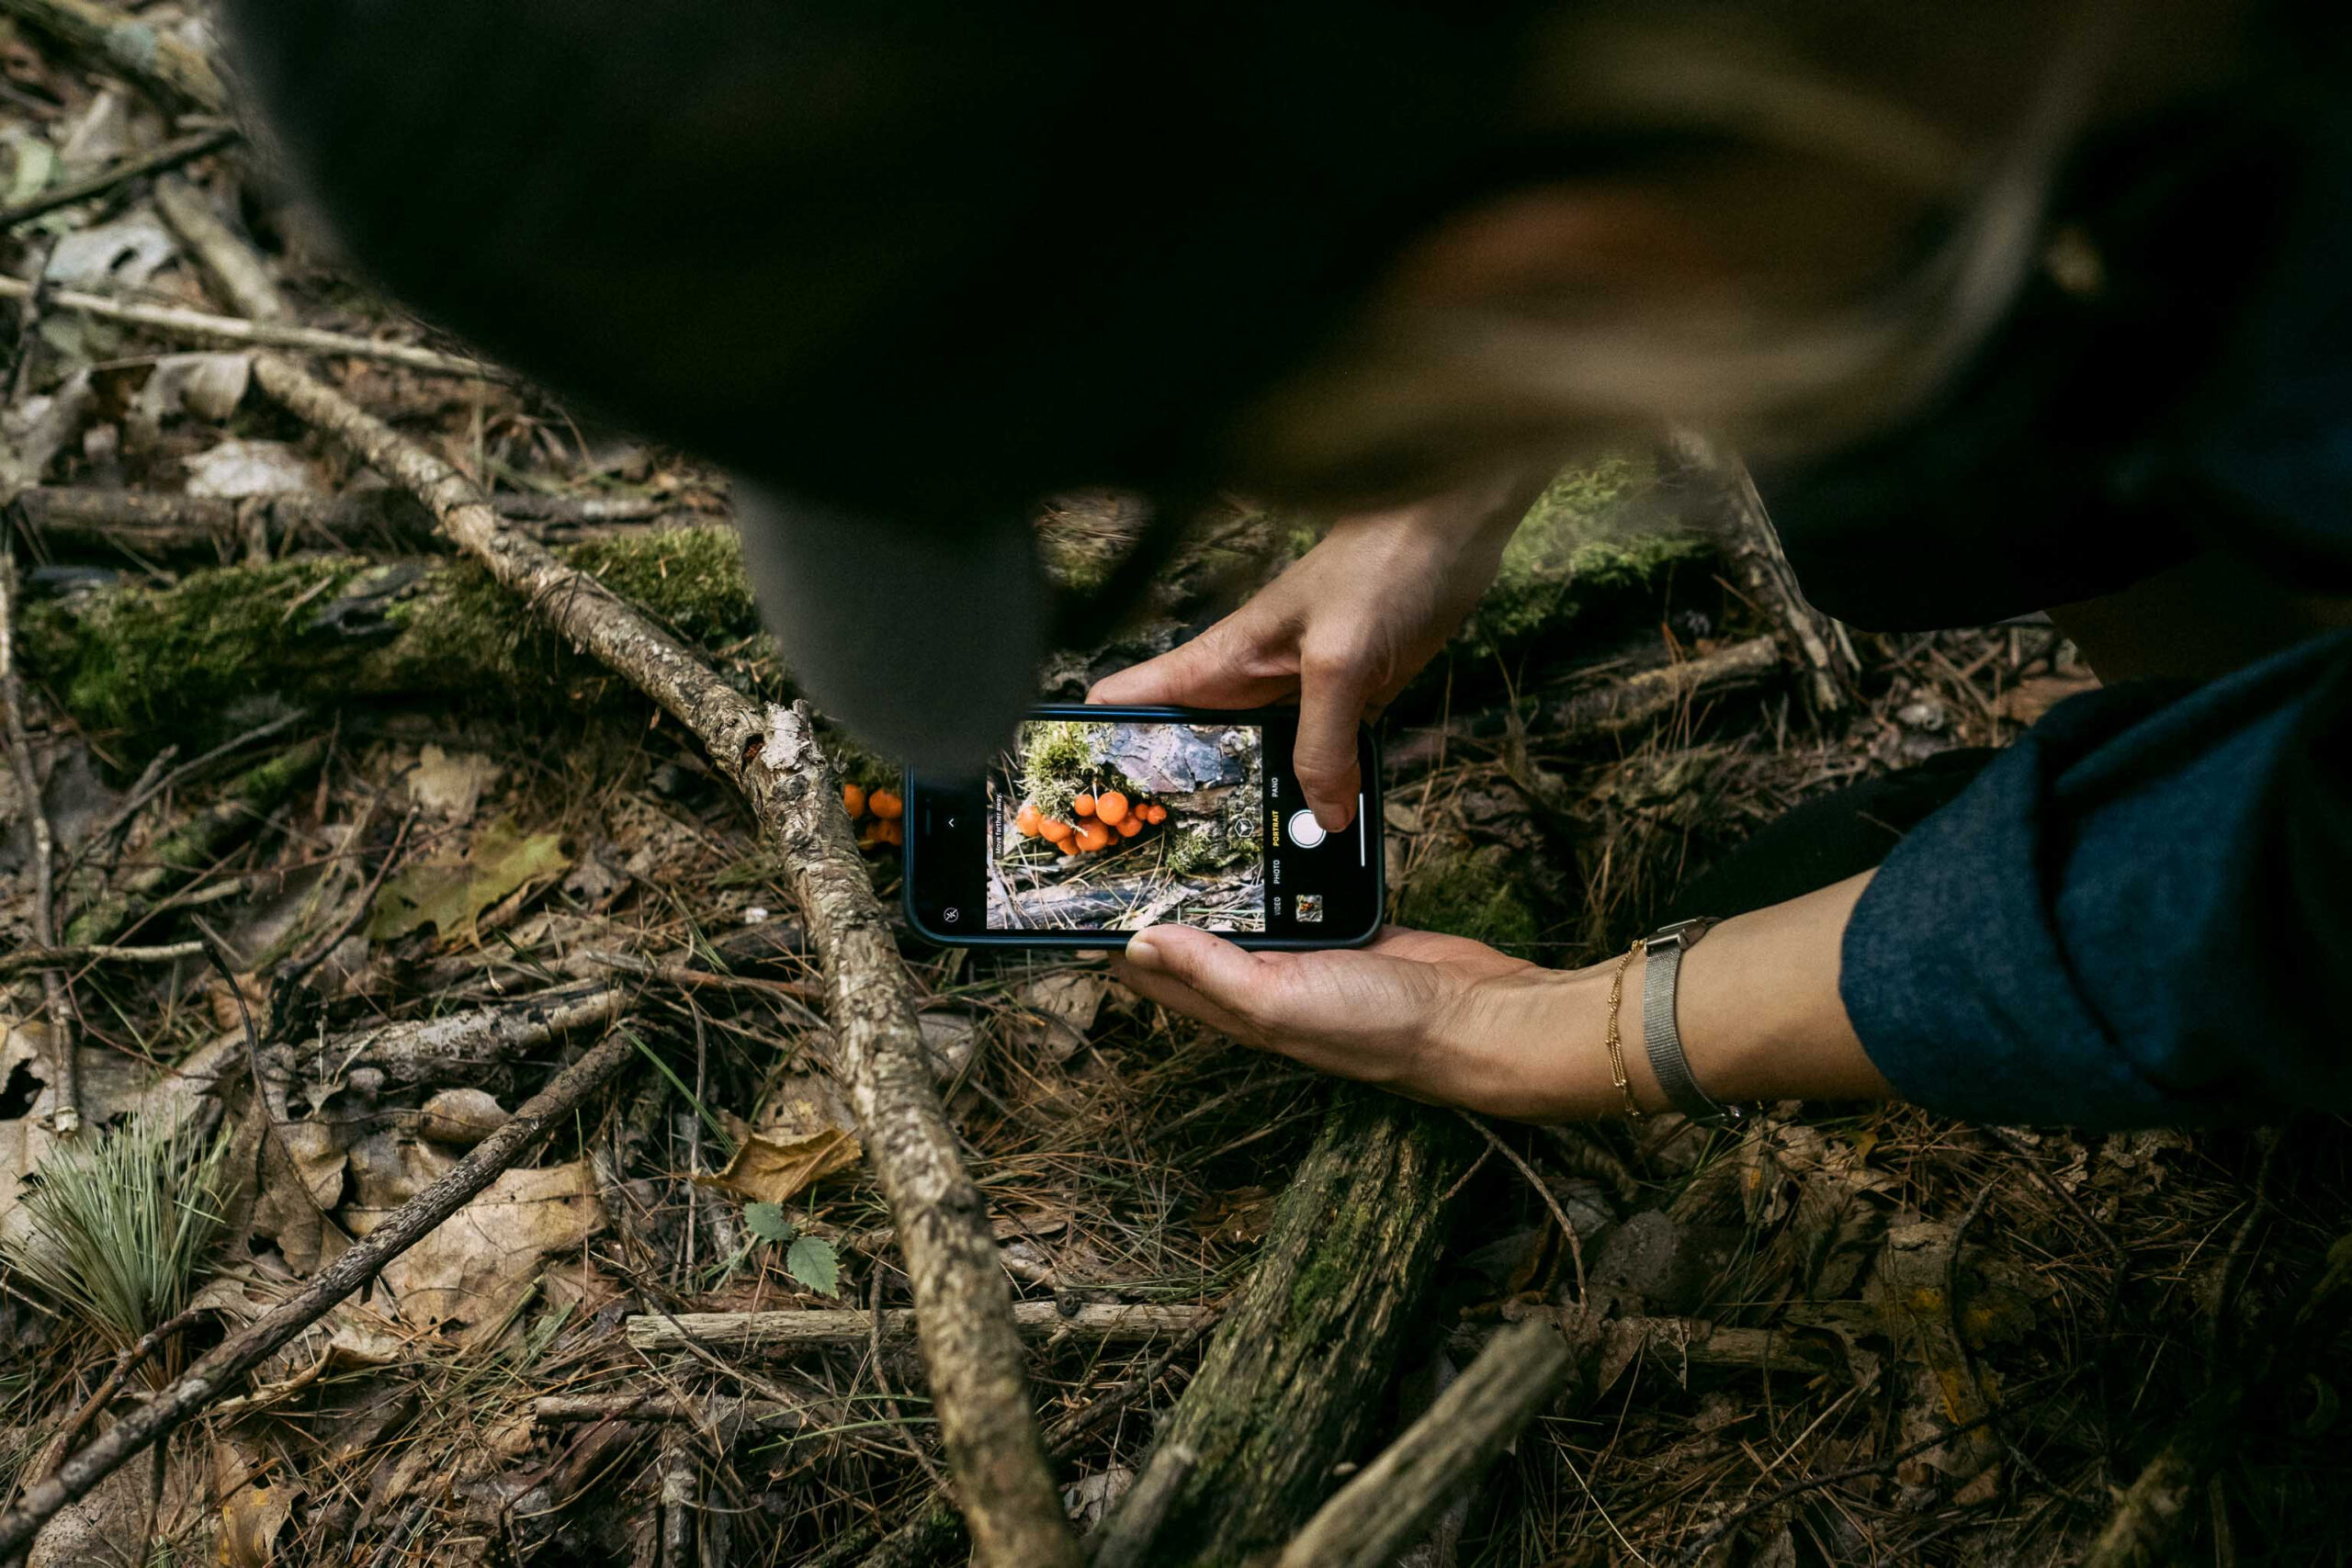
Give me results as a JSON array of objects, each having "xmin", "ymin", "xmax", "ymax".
[{"xmin": 1641, "ymin": 919, "xmax": 1752, "ymax": 1130}]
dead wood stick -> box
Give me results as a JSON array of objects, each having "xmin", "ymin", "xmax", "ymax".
[
  {"xmin": 0, "ymin": 126, "xmax": 236, "ymax": 231},
  {"xmin": 0, "ymin": 1026, "xmax": 639, "ymax": 1560},
  {"xmin": 0, "ymin": 542, "xmax": 77, "ymax": 1134},
  {"xmin": 0, "ymin": 939, "xmax": 203, "ymax": 975},
  {"xmin": 1274, "ymin": 1317, "xmax": 1574, "ymax": 1568},
  {"xmin": 1085, "ymin": 1444, "xmax": 1196, "ymax": 1568},
  {"xmin": 1091, "ymin": 1088, "xmax": 1476, "ymax": 1568},
  {"xmin": 16, "ymin": 484, "xmax": 670, "ymax": 561},
  {"xmin": 1661, "ymin": 429, "xmax": 1858, "ymax": 714},
  {"xmin": 628, "ymin": 1303, "xmax": 1209, "ymax": 1356},
  {"xmin": 318, "ymin": 979, "xmax": 629, "ymax": 1089},
  {"xmin": 0, "ymin": 0, "xmax": 226, "ymax": 112},
  {"xmin": 824, "ymin": 1305, "xmax": 1227, "ymax": 1568},
  {"xmin": 250, "ymin": 353, "xmax": 1078, "ymax": 1568},
  {"xmin": 0, "ymin": 277, "xmax": 499, "ymax": 378},
  {"xmin": 152, "ymin": 173, "xmax": 288, "ymax": 322},
  {"xmin": 1384, "ymin": 636, "xmax": 1780, "ymax": 775}
]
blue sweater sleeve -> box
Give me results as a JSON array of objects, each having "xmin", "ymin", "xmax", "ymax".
[{"xmin": 1839, "ymin": 628, "xmax": 2352, "ymax": 1129}]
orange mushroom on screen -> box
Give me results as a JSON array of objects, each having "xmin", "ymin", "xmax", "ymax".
[
  {"xmin": 1015, "ymin": 803, "xmax": 1043, "ymax": 837},
  {"xmin": 842, "ymin": 783, "xmax": 867, "ymax": 818},
  {"xmin": 1075, "ymin": 820, "xmax": 1113, "ymax": 852},
  {"xmin": 1096, "ymin": 791, "xmax": 1129, "ymax": 826},
  {"xmin": 1116, "ymin": 817, "xmax": 1142, "ymax": 837},
  {"xmin": 869, "ymin": 789, "xmax": 904, "ymax": 820}
]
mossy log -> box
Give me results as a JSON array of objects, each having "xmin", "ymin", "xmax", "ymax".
[
  {"xmin": 1097, "ymin": 1086, "xmax": 1476, "ymax": 1567},
  {"xmin": 18, "ymin": 525, "xmax": 761, "ymax": 742}
]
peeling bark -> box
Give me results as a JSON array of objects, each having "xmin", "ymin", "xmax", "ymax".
[{"xmin": 1097, "ymin": 1087, "xmax": 1476, "ymax": 1567}]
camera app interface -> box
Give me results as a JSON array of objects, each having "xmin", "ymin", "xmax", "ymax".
[{"xmin": 988, "ymin": 717, "xmax": 1268, "ymax": 932}]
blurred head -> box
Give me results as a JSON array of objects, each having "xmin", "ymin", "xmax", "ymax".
[{"xmin": 225, "ymin": 0, "xmax": 2245, "ymax": 765}]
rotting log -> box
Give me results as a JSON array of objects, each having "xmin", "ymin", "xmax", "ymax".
[
  {"xmin": 1092, "ymin": 1086, "xmax": 1476, "ymax": 1568},
  {"xmin": 248, "ymin": 352, "xmax": 1080, "ymax": 1568},
  {"xmin": 17, "ymin": 527, "xmax": 759, "ymax": 740},
  {"xmin": 1274, "ymin": 1316, "xmax": 1575, "ymax": 1568}
]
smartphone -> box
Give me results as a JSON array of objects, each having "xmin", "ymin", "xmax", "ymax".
[{"xmin": 902, "ymin": 705, "xmax": 1384, "ymax": 949}]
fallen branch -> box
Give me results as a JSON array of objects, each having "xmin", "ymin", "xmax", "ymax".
[
  {"xmin": 0, "ymin": 1026, "xmax": 639, "ymax": 1558},
  {"xmin": 0, "ymin": 276, "xmax": 500, "ymax": 378},
  {"xmin": 17, "ymin": 484, "xmax": 670, "ymax": 562},
  {"xmin": 1661, "ymin": 429, "xmax": 1859, "ymax": 714},
  {"xmin": 827, "ymin": 1305, "xmax": 1227, "ymax": 1568},
  {"xmin": 0, "ymin": 939, "xmax": 203, "ymax": 976},
  {"xmin": 1385, "ymin": 636, "xmax": 1781, "ymax": 776},
  {"xmin": 320, "ymin": 979, "xmax": 630, "ymax": 1089},
  {"xmin": 0, "ymin": 126, "xmax": 236, "ymax": 231},
  {"xmin": 152, "ymin": 172, "xmax": 288, "ymax": 322},
  {"xmin": 0, "ymin": 0, "xmax": 226, "ymax": 112},
  {"xmin": 0, "ymin": 542, "xmax": 77, "ymax": 1132},
  {"xmin": 1091, "ymin": 1087, "xmax": 1476, "ymax": 1567},
  {"xmin": 628, "ymin": 1303, "xmax": 1210, "ymax": 1357},
  {"xmin": 250, "ymin": 351, "xmax": 1078, "ymax": 1568},
  {"xmin": 1274, "ymin": 1317, "xmax": 1576, "ymax": 1568}
]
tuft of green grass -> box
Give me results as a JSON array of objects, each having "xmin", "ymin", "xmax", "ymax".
[{"xmin": 3, "ymin": 1113, "xmax": 232, "ymax": 1355}]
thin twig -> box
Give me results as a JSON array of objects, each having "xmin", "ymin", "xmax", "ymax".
[
  {"xmin": 0, "ymin": 1027, "xmax": 639, "ymax": 1558},
  {"xmin": 0, "ymin": 939, "xmax": 203, "ymax": 976},
  {"xmin": 0, "ymin": 538, "xmax": 76, "ymax": 1134},
  {"xmin": 74, "ymin": 706, "xmax": 310, "ymax": 874},
  {"xmin": 0, "ymin": 0, "xmax": 227, "ymax": 112},
  {"xmin": 0, "ymin": 276, "xmax": 501, "ymax": 378},
  {"xmin": 281, "ymin": 803, "xmax": 416, "ymax": 986},
  {"xmin": 0, "ymin": 126, "xmax": 236, "ymax": 231},
  {"xmin": 1456, "ymin": 1111, "xmax": 1586, "ymax": 1302}
]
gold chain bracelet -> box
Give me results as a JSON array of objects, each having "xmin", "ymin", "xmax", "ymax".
[{"xmin": 1603, "ymin": 938, "xmax": 1647, "ymax": 1120}]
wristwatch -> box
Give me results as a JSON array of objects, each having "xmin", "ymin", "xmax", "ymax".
[{"xmin": 1641, "ymin": 919, "xmax": 1758, "ymax": 1131}]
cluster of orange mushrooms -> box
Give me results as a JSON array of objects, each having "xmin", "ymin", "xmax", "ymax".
[
  {"xmin": 843, "ymin": 783, "xmax": 905, "ymax": 849},
  {"xmin": 1014, "ymin": 787, "xmax": 1170, "ymax": 856}
]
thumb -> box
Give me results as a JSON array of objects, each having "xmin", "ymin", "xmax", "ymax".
[{"xmin": 1124, "ymin": 924, "xmax": 1265, "ymax": 1008}]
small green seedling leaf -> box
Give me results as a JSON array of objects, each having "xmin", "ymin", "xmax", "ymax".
[
  {"xmin": 742, "ymin": 1201, "xmax": 795, "ymax": 1245},
  {"xmin": 786, "ymin": 1235, "xmax": 841, "ymax": 1298}
]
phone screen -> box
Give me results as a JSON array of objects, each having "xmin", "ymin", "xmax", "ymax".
[{"xmin": 905, "ymin": 708, "xmax": 1382, "ymax": 946}]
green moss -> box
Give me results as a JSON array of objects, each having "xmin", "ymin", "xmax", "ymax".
[
  {"xmin": 38, "ymin": 556, "xmax": 363, "ymax": 735},
  {"xmin": 1013, "ymin": 719, "xmax": 1146, "ymax": 823},
  {"xmin": 22, "ymin": 525, "xmax": 772, "ymax": 747},
  {"xmin": 1456, "ymin": 452, "xmax": 1710, "ymax": 660},
  {"xmin": 568, "ymin": 525, "xmax": 757, "ymax": 642},
  {"xmin": 1396, "ymin": 845, "xmax": 1541, "ymax": 959}
]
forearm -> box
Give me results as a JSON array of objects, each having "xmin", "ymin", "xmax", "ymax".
[{"xmin": 1442, "ymin": 872, "xmax": 1889, "ymax": 1122}]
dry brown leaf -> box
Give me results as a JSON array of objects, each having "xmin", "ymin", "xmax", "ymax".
[
  {"xmin": 349, "ymin": 1160, "xmax": 605, "ymax": 1327},
  {"xmin": 1012, "ymin": 972, "xmax": 1108, "ymax": 1063},
  {"xmin": 214, "ymin": 1439, "xmax": 303, "ymax": 1568},
  {"xmin": 405, "ymin": 744, "xmax": 502, "ymax": 819},
  {"xmin": 698, "ymin": 1124, "xmax": 861, "ymax": 1207}
]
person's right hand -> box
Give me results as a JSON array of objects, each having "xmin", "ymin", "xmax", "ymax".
[{"xmin": 1088, "ymin": 471, "xmax": 1544, "ymax": 830}]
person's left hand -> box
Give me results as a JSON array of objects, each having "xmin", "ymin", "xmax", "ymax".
[{"xmin": 1112, "ymin": 922, "xmax": 1609, "ymax": 1121}]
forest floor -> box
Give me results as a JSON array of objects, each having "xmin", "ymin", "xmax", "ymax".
[{"xmin": 0, "ymin": 7, "xmax": 2346, "ymax": 1568}]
